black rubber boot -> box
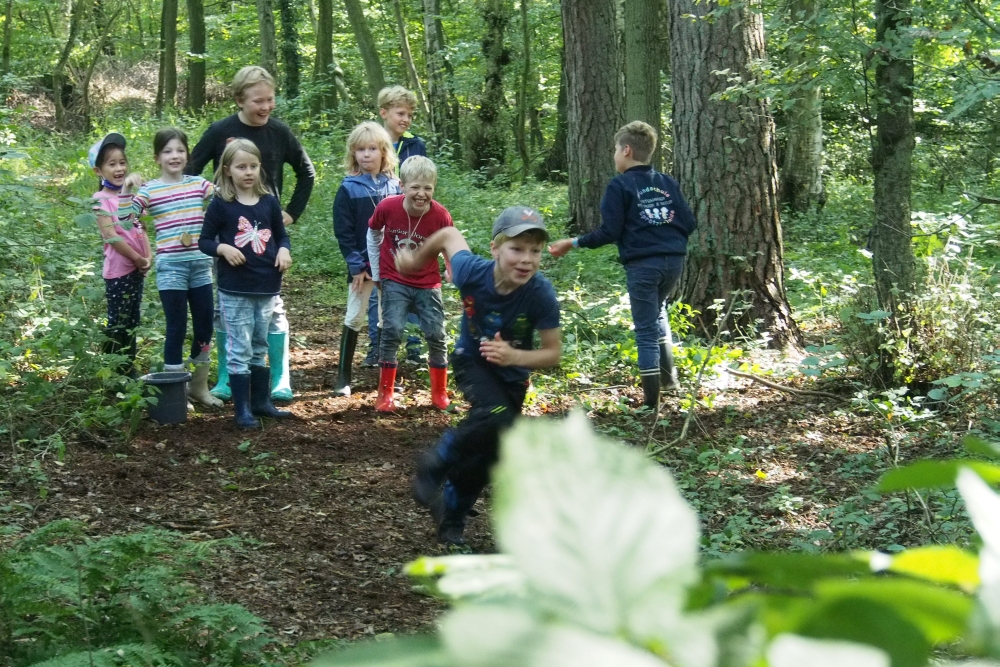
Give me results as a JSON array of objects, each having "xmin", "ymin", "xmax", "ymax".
[
  {"xmin": 250, "ymin": 365, "xmax": 292, "ymax": 418},
  {"xmin": 334, "ymin": 326, "xmax": 359, "ymax": 397},
  {"xmin": 412, "ymin": 449, "xmax": 448, "ymax": 509},
  {"xmin": 659, "ymin": 341, "xmax": 680, "ymax": 392},
  {"xmin": 641, "ymin": 373, "xmax": 661, "ymax": 410},
  {"xmin": 229, "ymin": 373, "xmax": 261, "ymax": 429}
]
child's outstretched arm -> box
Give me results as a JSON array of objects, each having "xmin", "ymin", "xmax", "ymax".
[{"xmin": 395, "ymin": 227, "xmax": 469, "ymax": 275}]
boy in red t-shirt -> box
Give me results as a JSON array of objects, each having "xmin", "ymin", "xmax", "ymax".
[{"xmin": 367, "ymin": 156, "xmax": 453, "ymax": 412}]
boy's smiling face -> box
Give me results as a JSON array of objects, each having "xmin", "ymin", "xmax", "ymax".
[
  {"xmin": 237, "ymin": 83, "xmax": 276, "ymax": 127},
  {"xmin": 401, "ymin": 177, "xmax": 435, "ymax": 214},
  {"xmin": 491, "ymin": 235, "xmax": 544, "ymax": 289},
  {"xmin": 380, "ymin": 105, "xmax": 414, "ymax": 141}
]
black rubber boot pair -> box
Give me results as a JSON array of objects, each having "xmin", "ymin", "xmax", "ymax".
[
  {"xmin": 334, "ymin": 326, "xmax": 359, "ymax": 397},
  {"xmin": 230, "ymin": 367, "xmax": 292, "ymax": 429}
]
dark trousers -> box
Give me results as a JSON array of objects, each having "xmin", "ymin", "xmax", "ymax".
[
  {"xmin": 366, "ymin": 286, "xmax": 424, "ymax": 356},
  {"xmin": 624, "ymin": 255, "xmax": 684, "ymax": 373},
  {"xmin": 437, "ymin": 354, "xmax": 528, "ymax": 528},
  {"xmin": 104, "ymin": 270, "xmax": 144, "ymax": 374},
  {"xmin": 159, "ymin": 284, "xmax": 214, "ymax": 365}
]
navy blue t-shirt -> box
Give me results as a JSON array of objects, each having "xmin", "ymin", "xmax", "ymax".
[{"xmin": 451, "ymin": 250, "xmax": 560, "ymax": 383}]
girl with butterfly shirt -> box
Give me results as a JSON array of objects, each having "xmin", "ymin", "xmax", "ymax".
[
  {"xmin": 199, "ymin": 139, "xmax": 293, "ymax": 429},
  {"xmin": 332, "ymin": 121, "xmax": 400, "ymax": 397}
]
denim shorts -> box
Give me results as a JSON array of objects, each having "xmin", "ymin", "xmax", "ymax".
[{"xmin": 155, "ymin": 256, "xmax": 214, "ymax": 292}]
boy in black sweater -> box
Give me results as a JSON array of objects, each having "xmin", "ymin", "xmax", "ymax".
[{"xmin": 549, "ymin": 121, "xmax": 697, "ymax": 410}]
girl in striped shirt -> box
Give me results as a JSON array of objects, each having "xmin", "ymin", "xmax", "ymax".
[{"xmin": 133, "ymin": 127, "xmax": 221, "ymax": 407}]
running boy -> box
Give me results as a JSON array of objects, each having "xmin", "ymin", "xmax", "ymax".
[
  {"xmin": 332, "ymin": 121, "xmax": 399, "ymax": 396},
  {"xmin": 187, "ymin": 65, "xmax": 315, "ymax": 402},
  {"xmin": 401, "ymin": 207, "xmax": 561, "ymax": 547},
  {"xmin": 366, "ymin": 156, "xmax": 452, "ymax": 412},
  {"xmin": 549, "ymin": 120, "xmax": 696, "ymax": 410},
  {"xmin": 375, "ymin": 85, "xmax": 427, "ymax": 367}
]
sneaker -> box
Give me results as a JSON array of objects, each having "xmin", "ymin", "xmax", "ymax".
[{"xmin": 361, "ymin": 349, "xmax": 379, "ymax": 368}]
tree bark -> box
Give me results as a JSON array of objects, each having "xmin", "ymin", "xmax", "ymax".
[
  {"xmin": 467, "ymin": 0, "xmax": 512, "ymax": 178},
  {"xmin": 82, "ymin": 5, "xmax": 122, "ymax": 129},
  {"xmin": 871, "ymin": 0, "xmax": 915, "ymax": 310},
  {"xmin": 156, "ymin": 0, "xmax": 178, "ymax": 114},
  {"xmin": 345, "ymin": 0, "xmax": 384, "ymax": 102},
  {"xmin": 562, "ymin": 0, "xmax": 624, "ymax": 232},
  {"xmin": 624, "ymin": 0, "xmax": 662, "ymax": 167},
  {"xmin": 257, "ymin": 0, "xmax": 279, "ymax": 79},
  {"xmin": 54, "ymin": 0, "xmax": 84, "ymax": 129},
  {"xmin": 514, "ymin": 0, "xmax": 532, "ymax": 183},
  {"xmin": 390, "ymin": 0, "xmax": 430, "ymax": 118},
  {"xmin": 313, "ymin": 0, "xmax": 336, "ymax": 109},
  {"xmin": 536, "ymin": 42, "xmax": 568, "ymax": 182},
  {"xmin": 780, "ymin": 0, "xmax": 825, "ymax": 213},
  {"xmin": 2, "ymin": 0, "xmax": 14, "ymax": 76},
  {"xmin": 668, "ymin": 0, "xmax": 801, "ymax": 348},
  {"xmin": 186, "ymin": 0, "xmax": 206, "ymax": 111},
  {"xmin": 423, "ymin": 0, "xmax": 460, "ymax": 147},
  {"xmin": 278, "ymin": 0, "xmax": 301, "ymax": 98}
]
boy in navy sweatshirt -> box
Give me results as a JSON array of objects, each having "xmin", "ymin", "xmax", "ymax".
[{"xmin": 549, "ymin": 121, "xmax": 697, "ymax": 410}]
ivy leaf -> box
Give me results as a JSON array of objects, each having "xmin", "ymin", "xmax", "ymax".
[{"xmin": 767, "ymin": 634, "xmax": 889, "ymax": 667}]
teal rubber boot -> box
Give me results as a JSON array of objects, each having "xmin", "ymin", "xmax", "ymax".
[
  {"xmin": 210, "ymin": 331, "xmax": 231, "ymax": 401},
  {"xmin": 268, "ymin": 331, "xmax": 293, "ymax": 402}
]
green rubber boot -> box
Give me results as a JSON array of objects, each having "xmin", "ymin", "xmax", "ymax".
[
  {"xmin": 268, "ymin": 331, "xmax": 293, "ymax": 402},
  {"xmin": 210, "ymin": 331, "xmax": 231, "ymax": 401}
]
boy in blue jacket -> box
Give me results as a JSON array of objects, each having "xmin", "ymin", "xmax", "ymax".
[{"xmin": 550, "ymin": 121, "xmax": 697, "ymax": 410}]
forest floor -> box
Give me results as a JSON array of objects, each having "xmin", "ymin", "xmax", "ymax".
[{"xmin": 0, "ymin": 280, "xmax": 967, "ymax": 651}]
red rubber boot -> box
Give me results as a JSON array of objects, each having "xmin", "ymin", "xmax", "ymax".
[
  {"xmin": 429, "ymin": 366, "xmax": 450, "ymax": 410},
  {"xmin": 376, "ymin": 364, "xmax": 397, "ymax": 412}
]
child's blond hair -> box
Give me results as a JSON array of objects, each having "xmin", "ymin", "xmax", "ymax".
[
  {"xmin": 399, "ymin": 155, "xmax": 437, "ymax": 185},
  {"xmin": 614, "ymin": 121, "xmax": 657, "ymax": 164},
  {"xmin": 344, "ymin": 122, "xmax": 398, "ymax": 176},
  {"xmin": 492, "ymin": 229, "xmax": 547, "ymax": 249},
  {"xmin": 377, "ymin": 85, "xmax": 418, "ymax": 112},
  {"xmin": 232, "ymin": 66, "xmax": 275, "ymax": 101},
  {"xmin": 214, "ymin": 139, "xmax": 270, "ymax": 201}
]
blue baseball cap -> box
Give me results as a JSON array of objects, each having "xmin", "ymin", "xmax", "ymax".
[{"xmin": 88, "ymin": 132, "xmax": 127, "ymax": 168}]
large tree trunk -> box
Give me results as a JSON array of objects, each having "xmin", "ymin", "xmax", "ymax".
[
  {"xmin": 278, "ymin": 0, "xmax": 301, "ymax": 98},
  {"xmin": 390, "ymin": 0, "xmax": 430, "ymax": 117},
  {"xmin": 562, "ymin": 0, "xmax": 624, "ymax": 232},
  {"xmin": 423, "ymin": 0, "xmax": 460, "ymax": 147},
  {"xmin": 344, "ymin": 0, "xmax": 384, "ymax": 102},
  {"xmin": 1, "ymin": 0, "xmax": 13, "ymax": 76},
  {"xmin": 536, "ymin": 42, "xmax": 568, "ymax": 182},
  {"xmin": 870, "ymin": 0, "xmax": 915, "ymax": 310},
  {"xmin": 668, "ymin": 0, "xmax": 801, "ymax": 348},
  {"xmin": 257, "ymin": 0, "xmax": 279, "ymax": 79},
  {"xmin": 186, "ymin": 0, "xmax": 206, "ymax": 111},
  {"xmin": 54, "ymin": 0, "xmax": 85, "ymax": 129},
  {"xmin": 624, "ymin": 0, "xmax": 662, "ymax": 167},
  {"xmin": 467, "ymin": 0, "xmax": 512, "ymax": 178},
  {"xmin": 780, "ymin": 0, "xmax": 825, "ymax": 213},
  {"xmin": 155, "ymin": 0, "xmax": 178, "ymax": 114},
  {"xmin": 313, "ymin": 0, "xmax": 336, "ymax": 110}
]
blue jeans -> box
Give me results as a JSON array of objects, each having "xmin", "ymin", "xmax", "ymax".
[
  {"xmin": 155, "ymin": 256, "xmax": 213, "ymax": 291},
  {"xmin": 218, "ymin": 292, "xmax": 277, "ymax": 375},
  {"xmin": 367, "ymin": 287, "xmax": 422, "ymax": 355},
  {"xmin": 624, "ymin": 255, "xmax": 684, "ymax": 373},
  {"xmin": 378, "ymin": 280, "xmax": 447, "ymax": 367}
]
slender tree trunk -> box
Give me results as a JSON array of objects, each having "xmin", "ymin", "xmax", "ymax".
[
  {"xmin": 186, "ymin": 0, "xmax": 206, "ymax": 111},
  {"xmin": 870, "ymin": 0, "xmax": 915, "ymax": 310},
  {"xmin": 156, "ymin": 0, "xmax": 178, "ymax": 114},
  {"xmin": 257, "ymin": 0, "xmax": 279, "ymax": 79},
  {"xmin": 536, "ymin": 42, "xmax": 568, "ymax": 182},
  {"xmin": 780, "ymin": 0, "xmax": 825, "ymax": 213},
  {"xmin": 668, "ymin": 0, "xmax": 801, "ymax": 348},
  {"xmin": 132, "ymin": 0, "xmax": 144, "ymax": 49},
  {"xmin": 54, "ymin": 0, "xmax": 84, "ymax": 129},
  {"xmin": 278, "ymin": 0, "xmax": 301, "ymax": 97},
  {"xmin": 624, "ymin": 0, "xmax": 662, "ymax": 168},
  {"xmin": 391, "ymin": 0, "xmax": 430, "ymax": 117},
  {"xmin": 514, "ymin": 0, "xmax": 531, "ymax": 183},
  {"xmin": 313, "ymin": 0, "xmax": 336, "ymax": 110},
  {"xmin": 467, "ymin": 0, "xmax": 512, "ymax": 177},
  {"xmin": 344, "ymin": 0, "xmax": 384, "ymax": 102},
  {"xmin": 423, "ymin": 0, "xmax": 459, "ymax": 146},
  {"xmin": 82, "ymin": 6, "xmax": 122, "ymax": 129},
  {"xmin": 562, "ymin": 0, "xmax": 624, "ymax": 232},
  {"xmin": 1, "ymin": 0, "xmax": 13, "ymax": 76}
]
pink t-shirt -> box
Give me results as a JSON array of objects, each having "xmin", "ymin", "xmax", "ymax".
[{"xmin": 94, "ymin": 191, "xmax": 149, "ymax": 279}]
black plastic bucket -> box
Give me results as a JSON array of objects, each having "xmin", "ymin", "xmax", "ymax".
[{"xmin": 141, "ymin": 371, "xmax": 191, "ymax": 425}]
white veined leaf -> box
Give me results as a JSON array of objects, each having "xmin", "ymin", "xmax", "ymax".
[
  {"xmin": 767, "ymin": 634, "xmax": 889, "ymax": 667},
  {"xmin": 406, "ymin": 555, "xmax": 525, "ymax": 601},
  {"xmin": 492, "ymin": 412, "xmax": 700, "ymax": 636},
  {"xmin": 527, "ymin": 624, "xmax": 670, "ymax": 667},
  {"xmin": 439, "ymin": 603, "xmax": 541, "ymax": 667},
  {"xmin": 957, "ymin": 468, "xmax": 1000, "ymax": 587}
]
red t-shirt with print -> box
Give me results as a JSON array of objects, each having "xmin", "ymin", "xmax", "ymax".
[{"xmin": 369, "ymin": 195, "xmax": 453, "ymax": 289}]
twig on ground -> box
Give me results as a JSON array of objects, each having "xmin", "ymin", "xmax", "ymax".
[
  {"xmin": 568, "ymin": 384, "xmax": 630, "ymax": 394},
  {"xmin": 159, "ymin": 521, "xmax": 240, "ymax": 532},
  {"xmin": 723, "ymin": 368, "xmax": 841, "ymax": 399}
]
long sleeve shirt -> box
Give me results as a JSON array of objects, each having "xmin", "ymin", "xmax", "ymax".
[{"xmin": 333, "ymin": 173, "xmax": 401, "ymax": 277}]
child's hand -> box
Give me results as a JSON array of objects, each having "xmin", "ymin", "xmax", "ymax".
[
  {"xmin": 395, "ymin": 248, "xmax": 417, "ymax": 274},
  {"xmin": 275, "ymin": 247, "xmax": 292, "ymax": 272},
  {"xmin": 133, "ymin": 255, "xmax": 151, "ymax": 272},
  {"xmin": 351, "ymin": 270, "xmax": 372, "ymax": 292},
  {"xmin": 123, "ymin": 173, "xmax": 143, "ymax": 193},
  {"xmin": 480, "ymin": 332, "xmax": 518, "ymax": 367},
  {"xmin": 548, "ymin": 239, "xmax": 574, "ymax": 258},
  {"xmin": 217, "ymin": 243, "xmax": 245, "ymax": 267},
  {"xmin": 282, "ymin": 210, "xmax": 295, "ymax": 226}
]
